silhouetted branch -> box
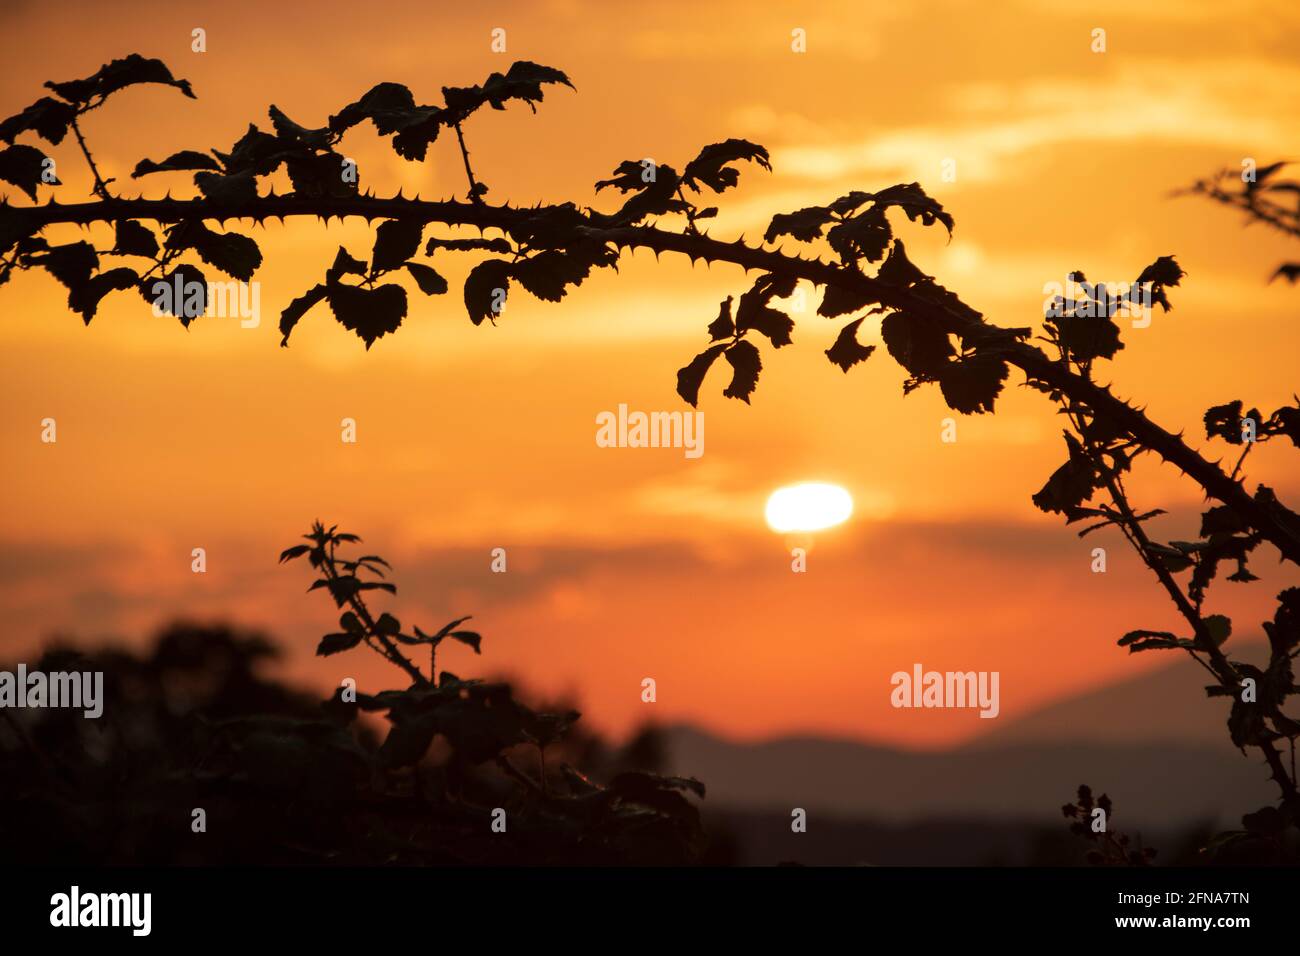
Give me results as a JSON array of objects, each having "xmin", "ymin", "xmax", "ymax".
[{"xmin": 9, "ymin": 191, "xmax": 1298, "ymax": 565}]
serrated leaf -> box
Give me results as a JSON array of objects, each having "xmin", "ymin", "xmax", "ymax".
[
  {"xmin": 0, "ymin": 96, "xmax": 77, "ymax": 146},
  {"xmin": 143, "ymin": 263, "xmax": 208, "ymax": 327},
  {"xmin": 827, "ymin": 204, "xmax": 892, "ymax": 264},
  {"xmin": 680, "ymin": 138, "xmax": 771, "ymax": 194},
  {"xmin": 722, "ymin": 340, "xmax": 762, "ymax": 403},
  {"xmin": 463, "ymin": 259, "xmax": 512, "ymax": 325},
  {"xmin": 113, "ymin": 219, "xmax": 158, "ymax": 258},
  {"xmin": 818, "ymin": 282, "xmax": 877, "ymax": 318},
  {"xmin": 880, "ymin": 309, "xmax": 954, "ymax": 377},
  {"xmin": 424, "ymin": 236, "xmax": 513, "ymax": 256},
  {"xmin": 268, "ymin": 104, "xmax": 332, "ymax": 149},
  {"xmin": 67, "ymin": 267, "xmax": 137, "ymax": 324},
  {"xmin": 327, "ymin": 281, "xmax": 407, "ymax": 348},
  {"xmin": 0, "ymin": 144, "xmax": 54, "ymax": 201},
  {"xmin": 443, "ymin": 60, "xmax": 574, "ymax": 119},
  {"xmin": 1204, "ymin": 401, "xmax": 1245, "ymax": 445},
  {"xmin": 938, "ymin": 353, "xmax": 1009, "ymax": 415},
  {"xmin": 825, "ymin": 317, "xmax": 875, "ymax": 372},
  {"xmin": 877, "ymin": 240, "xmax": 929, "ymax": 287},
  {"xmin": 30, "ymin": 241, "xmax": 98, "ymax": 289},
  {"xmin": 371, "ymin": 219, "xmax": 424, "ymax": 273},
  {"xmin": 1201, "ymin": 614, "xmax": 1232, "ymax": 648},
  {"xmin": 764, "ymin": 205, "xmax": 834, "ymax": 244},
  {"xmin": 167, "ymin": 221, "xmax": 261, "ymax": 281},
  {"xmin": 871, "ymin": 182, "xmax": 954, "ymax": 234},
  {"xmin": 46, "ymin": 54, "xmax": 194, "ymax": 104},
  {"xmin": 1032, "ymin": 433, "xmax": 1100, "ymax": 515},
  {"xmin": 194, "ymin": 169, "xmax": 258, "ymax": 203},
  {"xmin": 511, "ymin": 250, "xmax": 594, "ymax": 302},
  {"xmin": 278, "ymin": 283, "xmax": 328, "ymax": 345},
  {"xmin": 327, "ymin": 246, "xmax": 368, "ymax": 283},
  {"xmin": 330, "ymin": 82, "xmax": 418, "ymax": 134},
  {"xmin": 707, "ymin": 296, "xmax": 734, "ymax": 341}
]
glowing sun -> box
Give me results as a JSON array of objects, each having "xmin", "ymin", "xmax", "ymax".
[{"xmin": 764, "ymin": 482, "xmax": 854, "ymax": 533}]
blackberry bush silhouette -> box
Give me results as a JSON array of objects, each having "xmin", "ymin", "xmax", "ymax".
[{"xmin": 3, "ymin": 53, "xmax": 1298, "ymax": 863}]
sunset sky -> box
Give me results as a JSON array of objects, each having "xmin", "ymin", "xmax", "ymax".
[{"xmin": 2, "ymin": 0, "xmax": 1298, "ymax": 749}]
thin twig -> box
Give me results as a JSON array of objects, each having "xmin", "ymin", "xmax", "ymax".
[
  {"xmin": 452, "ymin": 121, "xmax": 483, "ymax": 204},
  {"xmin": 69, "ymin": 116, "xmax": 113, "ymax": 199}
]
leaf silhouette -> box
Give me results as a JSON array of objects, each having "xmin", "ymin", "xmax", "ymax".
[
  {"xmin": 212, "ymin": 125, "xmax": 289, "ymax": 176},
  {"xmin": 765, "ymin": 204, "xmax": 836, "ymax": 244},
  {"xmin": 113, "ymin": 219, "xmax": 159, "ymax": 258},
  {"xmin": 0, "ymin": 96, "xmax": 76, "ymax": 145},
  {"xmin": 167, "ymin": 220, "xmax": 262, "ymax": 281},
  {"xmin": 825, "ymin": 317, "xmax": 876, "ymax": 372},
  {"xmin": 722, "ymin": 340, "xmax": 762, "ymax": 402},
  {"xmin": 880, "ymin": 309, "xmax": 954, "ymax": 377},
  {"xmin": 512, "ymin": 250, "xmax": 596, "ymax": 302},
  {"xmin": 676, "ymin": 343, "xmax": 728, "ymax": 407},
  {"xmin": 1032, "ymin": 432, "xmax": 1099, "ymax": 514},
  {"xmin": 598, "ymin": 162, "xmax": 684, "ymax": 224},
  {"xmin": 878, "ymin": 240, "xmax": 929, "ymax": 287},
  {"xmin": 316, "ymin": 632, "xmax": 363, "ymax": 657},
  {"xmin": 327, "ymin": 246, "xmax": 367, "ymax": 282},
  {"xmin": 144, "ymin": 263, "xmax": 208, "ymax": 327},
  {"xmin": 1204, "ymin": 400, "xmax": 1246, "ymax": 444},
  {"xmin": 443, "ymin": 61, "xmax": 574, "ymax": 117},
  {"xmin": 68, "ymin": 267, "xmax": 138, "ymax": 324},
  {"xmin": 132, "ymin": 150, "xmax": 222, "ymax": 178},
  {"xmin": 327, "ymin": 282, "xmax": 407, "ymax": 348},
  {"xmin": 424, "ymin": 236, "xmax": 513, "ymax": 256},
  {"xmin": 194, "ymin": 168, "xmax": 258, "ymax": 203},
  {"xmin": 463, "ymin": 259, "xmax": 512, "ymax": 325},
  {"xmin": 267, "ymin": 104, "xmax": 333, "ymax": 149},
  {"xmin": 595, "ymin": 159, "xmax": 655, "ymax": 194},
  {"xmin": 29, "ymin": 240, "xmax": 98, "ymax": 289},
  {"xmin": 1266, "ymin": 260, "xmax": 1300, "ymax": 285},
  {"xmin": 707, "ymin": 296, "xmax": 735, "ymax": 341},
  {"xmin": 330, "ymin": 82, "xmax": 419, "ymax": 134},
  {"xmin": 278, "ymin": 284, "xmax": 328, "ymax": 345},
  {"xmin": 827, "ymin": 204, "xmax": 891, "ymax": 264},
  {"xmin": 818, "ymin": 282, "xmax": 878, "ymax": 318},
  {"xmin": 735, "ymin": 273, "xmax": 795, "ymax": 347},
  {"xmin": 45, "ymin": 53, "xmax": 194, "ymax": 104},
  {"xmin": 0, "ymin": 144, "xmax": 55, "ymax": 200},
  {"xmin": 938, "ymin": 353, "xmax": 1009, "ymax": 414},
  {"xmin": 871, "ymin": 182, "xmax": 954, "ymax": 233},
  {"xmin": 680, "ymin": 138, "xmax": 771, "ymax": 194},
  {"xmin": 405, "ymin": 262, "xmax": 448, "ymax": 296},
  {"xmin": 371, "ymin": 219, "xmax": 424, "ymax": 273}
]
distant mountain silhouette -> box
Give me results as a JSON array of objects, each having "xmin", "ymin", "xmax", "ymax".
[
  {"xmin": 664, "ymin": 648, "xmax": 1274, "ymax": 829},
  {"xmin": 968, "ymin": 643, "xmax": 1264, "ymax": 750}
]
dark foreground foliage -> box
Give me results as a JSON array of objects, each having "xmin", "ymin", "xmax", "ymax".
[{"xmin": 0, "ymin": 530, "xmax": 710, "ymax": 867}]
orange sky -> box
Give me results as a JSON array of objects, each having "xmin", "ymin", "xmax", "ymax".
[{"xmin": 2, "ymin": 0, "xmax": 1298, "ymax": 748}]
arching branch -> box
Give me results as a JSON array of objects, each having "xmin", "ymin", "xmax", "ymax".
[{"xmin": 8, "ymin": 191, "xmax": 1299, "ymax": 566}]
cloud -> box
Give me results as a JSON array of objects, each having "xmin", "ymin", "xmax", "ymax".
[{"xmin": 771, "ymin": 59, "xmax": 1300, "ymax": 186}]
